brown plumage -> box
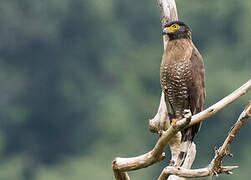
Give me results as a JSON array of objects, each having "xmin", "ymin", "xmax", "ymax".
[{"xmin": 161, "ymin": 21, "xmax": 205, "ymax": 166}]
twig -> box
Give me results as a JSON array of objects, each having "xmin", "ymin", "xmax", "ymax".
[{"xmin": 209, "ymin": 101, "xmax": 251, "ymax": 175}]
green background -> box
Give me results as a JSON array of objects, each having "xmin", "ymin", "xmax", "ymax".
[{"xmin": 0, "ymin": 0, "xmax": 250, "ymax": 179}]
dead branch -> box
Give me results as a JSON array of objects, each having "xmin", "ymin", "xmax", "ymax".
[
  {"xmin": 209, "ymin": 100, "xmax": 251, "ymax": 175},
  {"xmin": 113, "ymin": 111, "xmax": 192, "ymax": 172},
  {"xmin": 158, "ymin": 166, "xmax": 238, "ymax": 180},
  {"xmin": 158, "ymin": 101, "xmax": 251, "ymax": 179},
  {"xmin": 112, "ymin": 80, "xmax": 251, "ymax": 180},
  {"xmin": 149, "ymin": 92, "xmax": 169, "ymax": 134}
]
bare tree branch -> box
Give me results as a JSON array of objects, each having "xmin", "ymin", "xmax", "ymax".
[
  {"xmin": 158, "ymin": 101, "xmax": 251, "ymax": 179},
  {"xmin": 209, "ymin": 100, "xmax": 251, "ymax": 175},
  {"xmin": 113, "ymin": 111, "xmax": 192, "ymax": 173},
  {"xmin": 149, "ymin": 92, "xmax": 169, "ymax": 134},
  {"xmin": 112, "ymin": 80, "xmax": 251, "ymax": 180},
  {"xmin": 158, "ymin": 165, "xmax": 238, "ymax": 180}
]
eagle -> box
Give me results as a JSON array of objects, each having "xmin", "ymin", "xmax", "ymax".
[{"xmin": 160, "ymin": 21, "xmax": 205, "ymax": 166}]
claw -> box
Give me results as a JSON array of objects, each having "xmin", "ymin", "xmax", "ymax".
[
  {"xmin": 184, "ymin": 109, "xmax": 192, "ymax": 119},
  {"xmin": 169, "ymin": 160, "xmax": 175, "ymax": 166},
  {"xmin": 158, "ymin": 130, "xmax": 163, "ymax": 136},
  {"xmin": 171, "ymin": 118, "xmax": 179, "ymax": 126}
]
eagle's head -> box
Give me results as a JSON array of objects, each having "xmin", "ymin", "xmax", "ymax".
[{"xmin": 162, "ymin": 21, "xmax": 191, "ymax": 40}]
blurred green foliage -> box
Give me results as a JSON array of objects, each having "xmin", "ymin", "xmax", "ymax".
[{"xmin": 0, "ymin": 0, "xmax": 250, "ymax": 179}]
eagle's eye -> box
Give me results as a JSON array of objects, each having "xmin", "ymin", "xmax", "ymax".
[{"xmin": 171, "ymin": 24, "xmax": 179, "ymax": 30}]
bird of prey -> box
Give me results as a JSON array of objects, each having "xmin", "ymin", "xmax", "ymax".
[{"xmin": 160, "ymin": 21, "xmax": 205, "ymax": 166}]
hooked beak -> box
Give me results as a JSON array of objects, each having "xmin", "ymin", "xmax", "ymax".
[
  {"xmin": 162, "ymin": 27, "xmax": 176, "ymax": 35},
  {"xmin": 162, "ymin": 27, "xmax": 169, "ymax": 35}
]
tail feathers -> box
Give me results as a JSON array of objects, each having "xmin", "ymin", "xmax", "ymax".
[{"xmin": 175, "ymin": 140, "xmax": 192, "ymax": 167}]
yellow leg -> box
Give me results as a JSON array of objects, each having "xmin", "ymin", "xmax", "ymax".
[{"xmin": 171, "ymin": 118, "xmax": 179, "ymax": 126}]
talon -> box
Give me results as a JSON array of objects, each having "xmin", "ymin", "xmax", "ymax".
[
  {"xmin": 171, "ymin": 118, "xmax": 179, "ymax": 125},
  {"xmin": 158, "ymin": 130, "xmax": 163, "ymax": 136},
  {"xmin": 169, "ymin": 160, "xmax": 175, "ymax": 166},
  {"xmin": 184, "ymin": 109, "xmax": 192, "ymax": 119}
]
